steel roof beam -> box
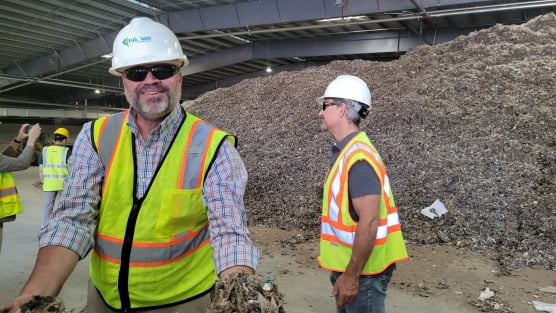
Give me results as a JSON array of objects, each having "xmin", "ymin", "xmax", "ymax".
[
  {"xmin": 0, "ymin": 0, "xmax": 495, "ymax": 85},
  {"xmin": 0, "ymin": 24, "xmax": 481, "ymax": 99},
  {"xmin": 182, "ymin": 26, "xmax": 476, "ymax": 75},
  {"xmin": 163, "ymin": 0, "xmax": 489, "ymax": 32}
]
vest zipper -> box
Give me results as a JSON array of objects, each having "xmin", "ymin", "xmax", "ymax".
[
  {"xmin": 109, "ymin": 118, "xmax": 185, "ymax": 310},
  {"xmin": 118, "ymin": 199, "xmax": 143, "ymax": 311}
]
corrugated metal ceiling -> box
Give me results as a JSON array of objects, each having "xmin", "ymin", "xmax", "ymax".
[{"xmin": 0, "ymin": 0, "xmax": 554, "ymax": 124}]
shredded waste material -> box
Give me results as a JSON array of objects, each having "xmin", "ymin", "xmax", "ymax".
[
  {"xmin": 187, "ymin": 13, "xmax": 556, "ymax": 273},
  {"xmin": 1, "ymin": 274, "xmax": 285, "ymax": 313},
  {"xmin": 208, "ymin": 273, "xmax": 285, "ymax": 313},
  {"xmin": 0, "ymin": 296, "xmax": 84, "ymax": 313}
]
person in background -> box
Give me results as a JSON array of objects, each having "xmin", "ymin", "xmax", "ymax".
[
  {"xmin": 0, "ymin": 123, "xmax": 42, "ymax": 252},
  {"xmin": 38, "ymin": 128, "xmax": 70, "ymax": 231},
  {"xmin": 6, "ymin": 17, "xmax": 259, "ymax": 313},
  {"xmin": 316, "ymin": 75, "xmax": 409, "ymax": 313}
]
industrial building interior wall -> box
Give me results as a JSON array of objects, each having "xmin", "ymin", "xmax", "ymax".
[{"xmin": 0, "ymin": 123, "xmax": 82, "ymax": 147}]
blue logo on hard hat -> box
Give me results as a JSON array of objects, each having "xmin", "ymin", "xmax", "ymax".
[{"xmin": 122, "ymin": 36, "xmax": 152, "ymax": 47}]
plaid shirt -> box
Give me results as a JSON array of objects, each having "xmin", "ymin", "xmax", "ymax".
[{"xmin": 39, "ymin": 105, "xmax": 259, "ymax": 273}]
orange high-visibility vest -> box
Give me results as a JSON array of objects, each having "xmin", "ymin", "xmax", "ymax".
[{"xmin": 319, "ymin": 132, "xmax": 408, "ymax": 274}]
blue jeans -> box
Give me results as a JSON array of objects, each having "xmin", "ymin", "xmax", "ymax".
[{"xmin": 330, "ymin": 264, "xmax": 395, "ymax": 313}]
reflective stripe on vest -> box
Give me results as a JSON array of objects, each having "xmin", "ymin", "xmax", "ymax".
[
  {"xmin": 42, "ymin": 145, "xmax": 69, "ymax": 191},
  {"xmin": 321, "ymin": 211, "xmax": 401, "ymax": 246},
  {"xmin": 95, "ymin": 224, "xmax": 210, "ymax": 265},
  {"xmin": 0, "ymin": 172, "xmax": 23, "ymax": 218},
  {"xmin": 319, "ymin": 132, "xmax": 408, "ymax": 274},
  {"xmin": 89, "ymin": 110, "xmax": 233, "ymax": 310}
]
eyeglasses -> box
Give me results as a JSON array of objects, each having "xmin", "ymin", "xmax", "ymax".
[
  {"xmin": 322, "ymin": 101, "xmax": 337, "ymax": 111},
  {"xmin": 124, "ymin": 64, "xmax": 178, "ymax": 82}
]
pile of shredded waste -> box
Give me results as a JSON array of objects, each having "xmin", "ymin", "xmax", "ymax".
[{"xmin": 187, "ymin": 13, "xmax": 556, "ymax": 272}]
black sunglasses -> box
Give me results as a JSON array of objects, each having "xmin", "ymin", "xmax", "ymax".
[
  {"xmin": 124, "ymin": 64, "xmax": 178, "ymax": 82},
  {"xmin": 322, "ymin": 101, "xmax": 337, "ymax": 111}
]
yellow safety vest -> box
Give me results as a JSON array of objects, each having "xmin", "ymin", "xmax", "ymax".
[
  {"xmin": 0, "ymin": 172, "xmax": 23, "ymax": 218},
  {"xmin": 41, "ymin": 145, "xmax": 69, "ymax": 191},
  {"xmin": 89, "ymin": 110, "xmax": 234, "ymax": 311},
  {"xmin": 319, "ymin": 132, "xmax": 408, "ymax": 275}
]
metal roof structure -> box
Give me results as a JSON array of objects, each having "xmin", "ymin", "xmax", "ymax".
[{"xmin": 0, "ymin": 0, "xmax": 554, "ymax": 125}]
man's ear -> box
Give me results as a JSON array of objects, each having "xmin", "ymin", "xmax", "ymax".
[{"xmin": 339, "ymin": 102, "xmax": 348, "ymax": 116}]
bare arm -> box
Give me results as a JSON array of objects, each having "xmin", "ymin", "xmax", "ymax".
[
  {"xmin": 25, "ymin": 124, "xmax": 42, "ymax": 148},
  {"xmin": 0, "ymin": 124, "xmax": 43, "ymax": 172},
  {"xmin": 2, "ymin": 124, "xmax": 41, "ymax": 155},
  {"xmin": 331, "ymin": 194, "xmax": 381, "ymax": 309},
  {"xmin": 2, "ymin": 124, "xmax": 29, "ymax": 157},
  {"xmin": 7, "ymin": 246, "xmax": 79, "ymax": 313}
]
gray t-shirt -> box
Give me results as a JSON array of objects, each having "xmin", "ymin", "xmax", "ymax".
[{"xmin": 331, "ymin": 132, "xmax": 380, "ymax": 221}]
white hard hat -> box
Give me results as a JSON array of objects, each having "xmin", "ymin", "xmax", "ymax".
[
  {"xmin": 316, "ymin": 75, "xmax": 372, "ymax": 107},
  {"xmin": 109, "ymin": 17, "xmax": 189, "ymax": 76}
]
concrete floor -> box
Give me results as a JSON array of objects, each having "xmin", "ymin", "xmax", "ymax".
[
  {"xmin": 0, "ymin": 167, "xmax": 334, "ymax": 312},
  {"xmin": 0, "ymin": 168, "xmax": 477, "ymax": 313},
  {"xmin": 0, "ymin": 167, "xmax": 89, "ymax": 310}
]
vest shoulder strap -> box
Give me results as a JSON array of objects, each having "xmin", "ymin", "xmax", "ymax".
[{"xmin": 91, "ymin": 111, "xmax": 128, "ymax": 166}]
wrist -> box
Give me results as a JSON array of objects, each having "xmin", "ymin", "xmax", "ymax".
[{"xmin": 13, "ymin": 137, "xmax": 22, "ymax": 144}]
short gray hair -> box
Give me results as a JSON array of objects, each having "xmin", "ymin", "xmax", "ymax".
[{"xmin": 330, "ymin": 98, "xmax": 369, "ymax": 126}]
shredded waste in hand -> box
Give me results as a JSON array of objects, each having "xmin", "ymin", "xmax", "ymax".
[{"xmin": 209, "ymin": 273, "xmax": 286, "ymax": 313}]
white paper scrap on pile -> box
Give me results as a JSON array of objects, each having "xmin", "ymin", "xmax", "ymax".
[
  {"xmin": 533, "ymin": 301, "xmax": 556, "ymax": 313},
  {"xmin": 421, "ymin": 199, "xmax": 448, "ymax": 219},
  {"xmin": 477, "ymin": 287, "xmax": 495, "ymax": 301}
]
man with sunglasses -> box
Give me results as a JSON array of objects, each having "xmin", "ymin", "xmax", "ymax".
[
  {"xmin": 317, "ymin": 75, "xmax": 408, "ymax": 313},
  {"xmin": 7, "ymin": 17, "xmax": 259, "ymax": 313}
]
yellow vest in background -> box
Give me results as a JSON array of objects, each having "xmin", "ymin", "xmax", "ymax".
[
  {"xmin": 41, "ymin": 145, "xmax": 69, "ymax": 191},
  {"xmin": 0, "ymin": 172, "xmax": 23, "ymax": 218}
]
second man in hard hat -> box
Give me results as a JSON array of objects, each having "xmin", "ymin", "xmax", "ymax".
[
  {"xmin": 317, "ymin": 75, "xmax": 409, "ymax": 313},
  {"xmin": 6, "ymin": 17, "xmax": 259, "ymax": 313},
  {"xmin": 38, "ymin": 128, "xmax": 70, "ymax": 231}
]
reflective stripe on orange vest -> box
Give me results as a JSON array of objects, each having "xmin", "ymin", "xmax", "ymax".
[
  {"xmin": 321, "ymin": 212, "xmax": 402, "ymax": 246},
  {"xmin": 324, "ymin": 138, "xmax": 402, "ymax": 244}
]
